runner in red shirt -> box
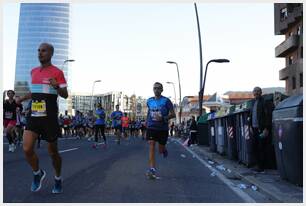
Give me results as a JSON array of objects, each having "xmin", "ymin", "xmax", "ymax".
[
  {"xmin": 18, "ymin": 43, "xmax": 68, "ymax": 194},
  {"xmin": 121, "ymin": 113, "xmax": 129, "ymax": 139}
]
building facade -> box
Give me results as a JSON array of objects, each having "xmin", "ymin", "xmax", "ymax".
[
  {"xmin": 14, "ymin": 3, "xmax": 71, "ymax": 113},
  {"xmin": 274, "ymin": 3, "xmax": 303, "ymax": 95}
]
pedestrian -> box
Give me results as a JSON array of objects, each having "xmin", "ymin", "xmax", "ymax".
[
  {"xmin": 17, "ymin": 42, "xmax": 68, "ymax": 193},
  {"xmin": 250, "ymin": 86, "xmax": 273, "ymax": 173},
  {"xmin": 188, "ymin": 116, "xmax": 198, "ymax": 146},
  {"xmin": 93, "ymin": 103, "xmax": 107, "ymax": 148},
  {"xmin": 145, "ymin": 82, "xmax": 175, "ymax": 179},
  {"xmin": 110, "ymin": 105, "xmax": 123, "ymax": 145}
]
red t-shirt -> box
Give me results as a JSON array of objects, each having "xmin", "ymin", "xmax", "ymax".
[
  {"xmin": 121, "ymin": 116, "xmax": 129, "ymax": 128},
  {"xmin": 30, "ymin": 65, "xmax": 67, "ymax": 117}
]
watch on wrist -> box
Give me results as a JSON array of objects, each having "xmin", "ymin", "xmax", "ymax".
[{"xmin": 53, "ymin": 85, "xmax": 60, "ymax": 90}]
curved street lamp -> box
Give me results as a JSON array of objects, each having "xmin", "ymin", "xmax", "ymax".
[
  {"xmin": 199, "ymin": 59, "xmax": 230, "ymax": 116},
  {"xmin": 61, "ymin": 59, "xmax": 75, "ymax": 69},
  {"xmin": 166, "ymin": 61, "xmax": 182, "ymax": 124},
  {"xmin": 166, "ymin": 81, "xmax": 177, "ymax": 105}
]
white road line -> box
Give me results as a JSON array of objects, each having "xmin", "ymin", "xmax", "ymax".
[
  {"xmin": 173, "ymin": 139, "xmax": 256, "ymax": 203},
  {"xmin": 59, "ymin": 147, "xmax": 79, "ymax": 153},
  {"xmin": 58, "ymin": 137, "xmax": 79, "ymax": 140}
]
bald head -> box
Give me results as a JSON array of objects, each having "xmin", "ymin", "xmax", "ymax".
[
  {"xmin": 253, "ymin": 86, "xmax": 262, "ymax": 99},
  {"xmin": 40, "ymin": 43, "xmax": 54, "ymax": 55},
  {"xmin": 38, "ymin": 43, "xmax": 54, "ymax": 66}
]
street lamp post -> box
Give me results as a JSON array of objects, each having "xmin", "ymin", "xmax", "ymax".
[
  {"xmin": 194, "ymin": 3, "xmax": 204, "ymax": 114},
  {"xmin": 91, "ymin": 80, "xmax": 101, "ymax": 111},
  {"xmin": 59, "ymin": 59, "xmax": 75, "ymax": 114},
  {"xmin": 166, "ymin": 61, "xmax": 182, "ymax": 124},
  {"xmin": 166, "ymin": 81, "xmax": 177, "ymax": 105},
  {"xmin": 199, "ymin": 59, "xmax": 230, "ymax": 116},
  {"xmin": 61, "ymin": 59, "xmax": 75, "ymax": 69}
]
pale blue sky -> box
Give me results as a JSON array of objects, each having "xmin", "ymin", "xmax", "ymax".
[{"xmin": 3, "ymin": 3, "xmax": 285, "ymax": 101}]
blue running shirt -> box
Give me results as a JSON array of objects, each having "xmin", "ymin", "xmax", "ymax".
[
  {"xmin": 95, "ymin": 109, "xmax": 105, "ymax": 125},
  {"xmin": 110, "ymin": 111, "xmax": 123, "ymax": 127},
  {"xmin": 146, "ymin": 95, "xmax": 174, "ymax": 131}
]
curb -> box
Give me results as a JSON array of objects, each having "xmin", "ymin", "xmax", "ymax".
[{"xmin": 174, "ymin": 138, "xmax": 301, "ymax": 203}]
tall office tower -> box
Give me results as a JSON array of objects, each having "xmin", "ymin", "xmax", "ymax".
[
  {"xmin": 14, "ymin": 3, "xmax": 71, "ymax": 113},
  {"xmin": 274, "ymin": 3, "xmax": 303, "ymax": 96}
]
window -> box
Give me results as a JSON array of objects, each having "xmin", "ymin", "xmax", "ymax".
[
  {"xmin": 292, "ymin": 76, "xmax": 296, "ymax": 90},
  {"xmin": 289, "ymin": 56, "xmax": 294, "ymax": 65},
  {"xmin": 280, "ymin": 7, "xmax": 288, "ymax": 21},
  {"xmin": 300, "ymin": 73, "xmax": 303, "ymax": 87}
]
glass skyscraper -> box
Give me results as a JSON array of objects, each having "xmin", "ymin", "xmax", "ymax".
[{"xmin": 14, "ymin": 3, "xmax": 70, "ymax": 113}]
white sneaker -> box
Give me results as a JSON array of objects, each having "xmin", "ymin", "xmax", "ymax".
[
  {"xmin": 8, "ymin": 144, "xmax": 12, "ymax": 152},
  {"xmin": 11, "ymin": 144, "xmax": 16, "ymax": 152}
]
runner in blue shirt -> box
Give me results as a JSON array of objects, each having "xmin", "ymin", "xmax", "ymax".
[
  {"xmin": 110, "ymin": 104, "xmax": 123, "ymax": 145},
  {"xmin": 93, "ymin": 103, "xmax": 107, "ymax": 149},
  {"xmin": 146, "ymin": 82, "xmax": 175, "ymax": 179}
]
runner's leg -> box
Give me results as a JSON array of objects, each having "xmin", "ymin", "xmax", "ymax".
[
  {"xmin": 23, "ymin": 130, "xmax": 39, "ymax": 171},
  {"xmin": 47, "ymin": 142, "xmax": 62, "ymax": 177},
  {"xmin": 148, "ymin": 140, "xmax": 156, "ymax": 169}
]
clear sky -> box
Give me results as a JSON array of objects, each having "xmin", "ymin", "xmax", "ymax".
[{"xmin": 3, "ymin": 2, "xmax": 285, "ymax": 101}]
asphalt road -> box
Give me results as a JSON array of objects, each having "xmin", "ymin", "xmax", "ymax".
[{"xmin": 3, "ymin": 134, "xmax": 268, "ymax": 203}]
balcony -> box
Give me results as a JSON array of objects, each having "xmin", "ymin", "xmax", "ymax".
[
  {"xmin": 275, "ymin": 35, "xmax": 299, "ymax": 57},
  {"xmin": 279, "ymin": 60, "xmax": 303, "ymax": 80}
]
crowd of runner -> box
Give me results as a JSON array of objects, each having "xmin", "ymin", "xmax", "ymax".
[
  {"xmin": 3, "ymin": 42, "xmax": 180, "ymax": 194},
  {"xmin": 3, "ymin": 90, "xmax": 148, "ymax": 152}
]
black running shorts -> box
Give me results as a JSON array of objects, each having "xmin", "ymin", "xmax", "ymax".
[
  {"xmin": 114, "ymin": 125, "xmax": 122, "ymax": 132},
  {"xmin": 146, "ymin": 128, "xmax": 168, "ymax": 145},
  {"xmin": 25, "ymin": 116, "xmax": 61, "ymax": 143}
]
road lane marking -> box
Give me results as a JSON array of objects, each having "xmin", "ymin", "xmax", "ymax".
[
  {"xmin": 59, "ymin": 147, "xmax": 79, "ymax": 153},
  {"xmin": 173, "ymin": 138, "xmax": 256, "ymax": 203}
]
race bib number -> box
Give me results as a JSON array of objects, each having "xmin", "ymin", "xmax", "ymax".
[
  {"xmin": 115, "ymin": 119, "xmax": 121, "ymax": 125},
  {"xmin": 5, "ymin": 112, "xmax": 13, "ymax": 119},
  {"xmin": 31, "ymin": 101, "xmax": 47, "ymax": 117},
  {"xmin": 150, "ymin": 110, "xmax": 162, "ymax": 121}
]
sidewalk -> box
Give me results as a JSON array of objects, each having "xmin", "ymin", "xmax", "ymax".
[{"xmin": 176, "ymin": 138, "xmax": 303, "ymax": 203}]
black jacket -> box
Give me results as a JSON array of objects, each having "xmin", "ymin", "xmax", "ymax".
[
  {"xmin": 189, "ymin": 120, "xmax": 197, "ymax": 131},
  {"xmin": 250, "ymin": 96, "xmax": 274, "ymax": 131}
]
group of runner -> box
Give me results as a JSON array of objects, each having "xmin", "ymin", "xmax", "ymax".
[
  {"xmin": 57, "ymin": 109, "xmax": 146, "ymax": 141},
  {"xmin": 3, "ymin": 42, "xmax": 175, "ymax": 194}
]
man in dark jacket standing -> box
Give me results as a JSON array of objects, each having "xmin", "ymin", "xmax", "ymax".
[
  {"xmin": 250, "ymin": 87, "xmax": 273, "ymax": 172},
  {"xmin": 189, "ymin": 116, "xmax": 198, "ymax": 146}
]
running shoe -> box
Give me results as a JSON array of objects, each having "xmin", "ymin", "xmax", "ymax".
[
  {"xmin": 8, "ymin": 144, "xmax": 12, "ymax": 152},
  {"xmin": 11, "ymin": 144, "xmax": 16, "ymax": 152},
  {"xmin": 31, "ymin": 169, "xmax": 46, "ymax": 192},
  {"xmin": 52, "ymin": 178, "xmax": 63, "ymax": 194},
  {"xmin": 146, "ymin": 168, "xmax": 157, "ymax": 179}
]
